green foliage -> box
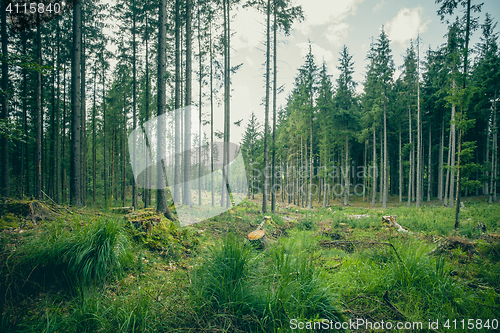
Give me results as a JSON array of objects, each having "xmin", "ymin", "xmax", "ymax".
[
  {"xmin": 5, "ymin": 216, "xmax": 132, "ymax": 293},
  {"xmin": 191, "ymin": 232, "xmax": 343, "ymax": 332},
  {"xmin": 191, "ymin": 234, "xmax": 259, "ymax": 330}
]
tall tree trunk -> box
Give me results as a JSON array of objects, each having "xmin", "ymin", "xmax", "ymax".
[
  {"xmin": 184, "ymin": 0, "xmax": 192, "ymax": 206},
  {"xmin": 81, "ymin": 33, "xmax": 86, "ymax": 204},
  {"xmin": 62, "ymin": 66, "xmax": 67, "ymax": 203},
  {"xmin": 399, "ymin": 122, "xmax": 402, "ymax": 202},
  {"xmin": 490, "ymin": 90, "xmax": 497, "ymax": 203},
  {"xmin": 427, "ymin": 123, "xmax": 432, "ymax": 202},
  {"xmin": 407, "ymin": 105, "xmax": 412, "ymax": 206},
  {"xmin": 92, "ymin": 65, "xmax": 97, "ymax": 205},
  {"xmin": 372, "ymin": 126, "xmax": 377, "ymax": 207},
  {"xmin": 132, "ymin": 0, "xmax": 138, "ymax": 209},
  {"xmin": 448, "ymin": 78, "xmax": 456, "ymax": 207},
  {"xmin": 197, "ymin": 3, "xmax": 203, "ymax": 206},
  {"xmin": 122, "ymin": 89, "xmax": 126, "ymax": 206},
  {"xmin": 144, "ymin": 13, "xmax": 151, "ymax": 208},
  {"xmin": 36, "ymin": 20, "xmax": 42, "ymax": 200},
  {"xmin": 157, "ymin": 0, "xmax": 175, "ymax": 220},
  {"xmin": 454, "ymin": 0, "xmax": 472, "ymax": 229},
  {"xmin": 438, "ymin": 117, "xmax": 444, "ymax": 200},
  {"xmin": 308, "ymin": 119, "xmax": 313, "ymax": 209},
  {"xmin": 55, "ymin": 23, "xmax": 61, "ymax": 203},
  {"xmin": 416, "ymin": 43, "xmax": 422, "ymax": 207},
  {"xmin": 262, "ymin": 0, "xmax": 271, "ymax": 212},
  {"xmin": 102, "ymin": 52, "xmax": 107, "ymax": 207},
  {"xmin": 0, "ymin": 3, "xmax": 9, "ymax": 197},
  {"xmin": 343, "ymin": 136, "xmax": 349, "ymax": 206},
  {"xmin": 174, "ymin": 0, "xmax": 181, "ymax": 204},
  {"xmin": 209, "ymin": 20, "xmax": 214, "ymax": 206},
  {"xmin": 71, "ymin": 2, "xmax": 82, "ymax": 206},
  {"xmin": 379, "ymin": 130, "xmax": 383, "ymax": 203},
  {"xmin": 383, "ymin": 99, "xmax": 388, "ymax": 208},
  {"xmin": 271, "ymin": 0, "xmax": 277, "ymax": 212},
  {"xmin": 224, "ymin": 0, "xmax": 232, "ymax": 208}
]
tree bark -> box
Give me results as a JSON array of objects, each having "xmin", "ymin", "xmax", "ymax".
[
  {"xmin": 157, "ymin": 0, "xmax": 175, "ymax": 220},
  {"xmin": 271, "ymin": 0, "xmax": 277, "ymax": 212},
  {"xmin": 372, "ymin": 126, "xmax": 377, "ymax": 207},
  {"xmin": 0, "ymin": 3, "xmax": 9, "ymax": 197},
  {"xmin": 184, "ymin": 0, "xmax": 192, "ymax": 207},
  {"xmin": 174, "ymin": 0, "xmax": 181, "ymax": 204},
  {"xmin": 36, "ymin": 20, "xmax": 43, "ymax": 200},
  {"xmin": 262, "ymin": 0, "xmax": 271, "ymax": 213},
  {"xmin": 438, "ymin": 117, "xmax": 444, "ymax": 200},
  {"xmin": 132, "ymin": 0, "xmax": 138, "ymax": 209}
]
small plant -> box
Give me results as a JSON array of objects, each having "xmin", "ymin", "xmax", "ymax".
[{"xmin": 191, "ymin": 234, "xmax": 259, "ymax": 330}]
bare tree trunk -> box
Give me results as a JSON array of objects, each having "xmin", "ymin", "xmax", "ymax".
[
  {"xmin": 490, "ymin": 91, "xmax": 497, "ymax": 203},
  {"xmin": 122, "ymin": 89, "xmax": 126, "ymax": 206},
  {"xmin": 416, "ymin": 43, "xmax": 422, "ymax": 207},
  {"xmin": 399, "ymin": 123, "xmax": 402, "ymax": 203},
  {"xmin": 379, "ymin": 131, "xmax": 383, "ymax": 203},
  {"xmin": 223, "ymin": 0, "xmax": 231, "ymax": 208},
  {"xmin": 70, "ymin": 3, "xmax": 82, "ymax": 206},
  {"xmin": 157, "ymin": 0, "xmax": 175, "ymax": 220},
  {"xmin": 132, "ymin": 0, "xmax": 138, "ymax": 209},
  {"xmin": 0, "ymin": 4, "xmax": 9, "ymax": 197},
  {"xmin": 81, "ymin": 33, "xmax": 87, "ymax": 205},
  {"xmin": 197, "ymin": 4, "xmax": 203, "ymax": 206},
  {"xmin": 372, "ymin": 126, "xmax": 377, "ymax": 207},
  {"xmin": 174, "ymin": 0, "xmax": 181, "ymax": 203},
  {"xmin": 438, "ymin": 117, "xmax": 444, "ymax": 200},
  {"xmin": 308, "ymin": 116, "xmax": 313, "ymax": 209},
  {"xmin": 62, "ymin": 66, "xmax": 67, "ymax": 203},
  {"xmin": 271, "ymin": 1, "xmax": 277, "ymax": 212},
  {"xmin": 427, "ymin": 123, "xmax": 432, "ymax": 202},
  {"xmin": 448, "ymin": 78, "xmax": 457, "ymax": 207},
  {"xmin": 383, "ymin": 99, "xmax": 388, "ymax": 208},
  {"xmin": 36, "ymin": 21, "xmax": 42, "ymax": 200},
  {"xmin": 184, "ymin": 0, "xmax": 193, "ymax": 207},
  {"xmin": 344, "ymin": 136, "xmax": 349, "ymax": 206},
  {"xmin": 262, "ymin": 0, "xmax": 271, "ymax": 212},
  {"xmin": 102, "ymin": 54, "xmax": 107, "ymax": 207},
  {"xmin": 209, "ymin": 20, "xmax": 214, "ymax": 206},
  {"xmin": 407, "ymin": 105, "xmax": 412, "ymax": 206},
  {"xmin": 92, "ymin": 65, "xmax": 97, "ymax": 205}
]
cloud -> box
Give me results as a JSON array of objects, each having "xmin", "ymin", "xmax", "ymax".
[
  {"xmin": 373, "ymin": 0, "xmax": 386, "ymax": 12},
  {"xmin": 325, "ymin": 23, "xmax": 349, "ymax": 45},
  {"xmin": 231, "ymin": 7, "xmax": 265, "ymax": 50},
  {"xmin": 295, "ymin": 42, "xmax": 334, "ymax": 72},
  {"xmin": 385, "ymin": 7, "xmax": 429, "ymax": 46},
  {"xmin": 295, "ymin": 0, "xmax": 364, "ymax": 35}
]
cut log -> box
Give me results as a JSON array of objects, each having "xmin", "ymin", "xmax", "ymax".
[{"xmin": 382, "ymin": 215, "xmax": 409, "ymax": 233}]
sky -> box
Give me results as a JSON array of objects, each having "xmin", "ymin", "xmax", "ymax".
[{"xmin": 220, "ymin": 0, "xmax": 500, "ymax": 146}]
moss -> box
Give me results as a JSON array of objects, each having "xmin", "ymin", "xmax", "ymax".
[{"xmin": 0, "ymin": 213, "xmax": 20, "ymax": 229}]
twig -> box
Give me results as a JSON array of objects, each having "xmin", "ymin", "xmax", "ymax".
[
  {"xmin": 41, "ymin": 190, "xmax": 58, "ymax": 207},
  {"xmin": 144, "ymin": 288, "xmax": 168, "ymax": 310},
  {"xmin": 383, "ymin": 291, "xmax": 407, "ymax": 320}
]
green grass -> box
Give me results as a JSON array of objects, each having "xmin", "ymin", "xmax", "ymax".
[{"xmin": 1, "ymin": 196, "xmax": 499, "ymax": 332}]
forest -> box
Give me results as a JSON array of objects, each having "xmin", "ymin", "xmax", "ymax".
[{"xmin": 0, "ymin": 0, "xmax": 500, "ymax": 332}]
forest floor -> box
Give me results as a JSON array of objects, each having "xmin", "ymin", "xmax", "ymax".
[{"xmin": 0, "ymin": 195, "xmax": 499, "ymax": 332}]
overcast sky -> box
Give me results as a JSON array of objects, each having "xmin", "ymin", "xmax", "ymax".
[{"xmin": 218, "ymin": 0, "xmax": 500, "ymax": 145}]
